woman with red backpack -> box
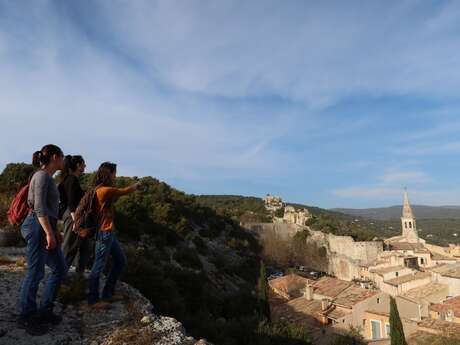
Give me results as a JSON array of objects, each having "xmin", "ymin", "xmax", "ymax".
[{"xmin": 18, "ymin": 144, "xmax": 68, "ymax": 336}]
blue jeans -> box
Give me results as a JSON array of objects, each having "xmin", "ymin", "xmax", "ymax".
[
  {"xmin": 19, "ymin": 213, "xmax": 68, "ymax": 318},
  {"xmin": 88, "ymin": 231, "xmax": 126, "ymax": 304}
]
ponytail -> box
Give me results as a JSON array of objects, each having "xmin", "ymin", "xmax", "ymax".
[
  {"xmin": 59, "ymin": 154, "xmax": 85, "ymax": 182},
  {"xmin": 32, "ymin": 144, "xmax": 63, "ymax": 168}
]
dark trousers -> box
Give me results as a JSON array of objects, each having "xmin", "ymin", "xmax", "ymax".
[
  {"xmin": 19, "ymin": 213, "xmax": 68, "ymax": 318},
  {"xmin": 88, "ymin": 231, "xmax": 126, "ymax": 304},
  {"xmin": 61, "ymin": 210, "xmax": 91, "ymax": 273}
]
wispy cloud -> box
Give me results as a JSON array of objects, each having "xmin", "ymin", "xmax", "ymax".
[{"xmin": 3, "ymin": 1, "xmax": 460, "ymax": 206}]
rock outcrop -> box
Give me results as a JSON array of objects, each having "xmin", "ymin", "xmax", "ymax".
[{"xmin": 0, "ymin": 247, "xmax": 210, "ymax": 345}]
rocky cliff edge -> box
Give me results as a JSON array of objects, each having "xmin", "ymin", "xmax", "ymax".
[{"xmin": 0, "ymin": 247, "xmax": 210, "ymax": 345}]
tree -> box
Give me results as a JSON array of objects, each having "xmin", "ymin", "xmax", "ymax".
[
  {"xmin": 390, "ymin": 296, "xmax": 407, "ymax": 345},
  {"xmin": 257, "ymin": 260, "xmax": 270, "ymax": 320},
  {"xmin": 0, "ymin": 163, "xmax": 35, "ymax": 193}
]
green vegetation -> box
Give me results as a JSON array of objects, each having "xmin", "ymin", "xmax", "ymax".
[
  {"xmin": 0, "ymin": 163, "xmax": 311, "ymax": 345},
  {"xmin": 257, "ymin": 261, "xmax": 270, "ymax": 320},
  {"xmin": 330, "ymin": 327, "xmax": 366, "ymax": 345},
  {"xmin": 195, "ymin": 195, "xmax": 271, "ymax": 223},
  {"xmin": 390, "ymin": 296, "xmax": 407, "ymax": 345}
]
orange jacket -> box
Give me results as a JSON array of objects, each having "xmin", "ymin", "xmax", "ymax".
[{"xmin": 94, "ymin": 186, "xmax": 133, "ymax": 231}]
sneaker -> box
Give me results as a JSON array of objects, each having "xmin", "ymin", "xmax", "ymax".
[{"xmin": 17, "ymin": 315, "xmax": 49, "ymax": 336}]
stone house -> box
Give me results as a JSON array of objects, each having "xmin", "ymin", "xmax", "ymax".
[
  {"xmin": 429, "ymin": 295, "xmax": 460, "ymax": 323},
  {"xmin": 430, "ymin": 263, "xmax": 460, "ymax": 297}
]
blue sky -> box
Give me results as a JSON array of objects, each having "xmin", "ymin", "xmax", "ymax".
[{"xmin": 2, "ymin": 1, "xmax": 460, "ymax": 208}]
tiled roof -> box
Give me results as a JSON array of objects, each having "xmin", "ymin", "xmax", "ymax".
[
  {"xmin": 430, "ymin": 263, "xmax": 460, "ymax": 279},
  {"xmin": 370, "ymin": 265, "xmax": 405, "ymax": 275},
  {"xmin": 333, "ymin": 286, "xmax": 379, "ymax": 308},
  {"xmin": 268, "ymin": 274, "xmax": 313, "ymax": 299},
  {"xmin": 326, "ymin": 306, "xmax": 351, "ymax": 320},
  {"xmin": 385, "ymin": 272, "xmax": 431, "ymax": 286},
  {"xmin": 401, "ymin": 283, "xmax": 448, "ymax": 302},
  {"xmin": 312, "ymin": 277, "xmax": 352, "ymax": 299},
  {"xmin": 417, "ymin": 319, "xmax": 460, "ymax": 337},
  {"xmin": 430, "ymin": 295, "xmax": 460, "ymax": 317},
  {"xmin": 431, "ymin": 252, "xmax": 456, "ymax": 261},
  {"xmin": 388, "ymin": 242, "xmax": 424, "ymax": 251},
  {"xmin": 271, "ymin": 297, "xmax": 323, "ymax": 326}
]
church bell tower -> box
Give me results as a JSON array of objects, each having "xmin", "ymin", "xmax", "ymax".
[{"xmin": 401, "ymin": 190, "xmax": 419, "ymax": 243}]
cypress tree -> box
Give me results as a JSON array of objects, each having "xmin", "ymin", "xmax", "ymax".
[
  {"xmin": 257, "ymin": 260, "xmax": 270, "ymax": 320},
  {"xmin": 389, "ymin": 296, "xmax": 407, "ymax": 345}
]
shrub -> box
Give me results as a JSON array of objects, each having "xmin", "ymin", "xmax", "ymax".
[{"xmin": 173, "ymin": 247, "xmax": 202, "ymax": 270}]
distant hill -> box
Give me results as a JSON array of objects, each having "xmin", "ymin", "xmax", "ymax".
[
  {"xmin": 195, "ymin": 195, "xmax": 460, "ymax": 247},
  {"xmin": 332, "ymin": 205, "xmax": 460, "ymax": 220}
]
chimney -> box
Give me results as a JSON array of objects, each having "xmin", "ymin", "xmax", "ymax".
[
  {"xmin": 321, "ymin": 298, "xmax": 330, "ymax": 311},
  {"xmin": 304, "ymin": 283, "xmax": 313, "ymax": 301}
]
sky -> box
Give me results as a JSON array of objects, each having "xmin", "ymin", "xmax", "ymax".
[{"xmin": 2, "ymin": 1, "xmax": 460, "ymax": 208}]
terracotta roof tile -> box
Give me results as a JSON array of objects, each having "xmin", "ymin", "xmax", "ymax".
[{"xmin": 312, "ymin": 277, "xmax": 352, "ymax": 298}]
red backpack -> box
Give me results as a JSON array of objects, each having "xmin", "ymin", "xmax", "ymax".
[{"xmin": 7, "ymin": 184, "xmax": 31, "ymax": 225}]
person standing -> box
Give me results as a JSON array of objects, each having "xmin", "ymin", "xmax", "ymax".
[
  {"xmin": 18, "ymin": 144, "xmax": 68, "ymax": 336},
  {"xmin": 87, "ymin": 162, "xmax": 141, "ymax": 308},
  {"xmin": 59, "ymin": 155, "xmax": 89, "ymax": 274}
]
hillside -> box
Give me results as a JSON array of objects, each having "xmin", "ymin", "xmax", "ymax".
[
  {"xmin": 332, "ymin": 205, "xmax": 460, "ymax": 220},
  {"xmin": 0, "ymin": 163, "xmax": 311, "ymax": 345},
  {"xmin": 333, "ymin": 205, "xmax": 460, "ymax": 246}
]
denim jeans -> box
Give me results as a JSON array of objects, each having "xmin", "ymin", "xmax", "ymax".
[
  {"xmin": 88, "ymin": 231, "xmax": 126, "ymax": 304},
  {"xmin": 19, "ymin": 213, "xmax": 68, "ymax": 318}
]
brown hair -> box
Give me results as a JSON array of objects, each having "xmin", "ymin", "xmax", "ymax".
[
  {"xmin": 93, "ymin": 162, "xmax": 117, "ymax": 187},
  {"xmin": 60, "ymin": 155, "xmax": 85, "ymax": 182},
  {"xmin": 32, "ymin": 144, "xmax": 63, "ymax": 168}
]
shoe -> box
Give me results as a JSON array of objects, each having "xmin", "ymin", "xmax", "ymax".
[
  {"xmin": 17, "ymin": 315, "xmax": 49, "ymax": 336},
  {"xmin": 88, "ymin": 301, "xmax": 111, "ymax": 310},
  {"xmin": 40, "ymin": 311, "xmax": 63, "ymax": 325}
]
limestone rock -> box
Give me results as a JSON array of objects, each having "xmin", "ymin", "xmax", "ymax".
[{"xmin": 0, "ymin": 247, "xmax": 212, "ymax": 345}]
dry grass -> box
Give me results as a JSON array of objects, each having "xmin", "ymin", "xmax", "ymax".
[{"xmin": 100, "ymin": 325, "xmax": 162, "ymax": 345}]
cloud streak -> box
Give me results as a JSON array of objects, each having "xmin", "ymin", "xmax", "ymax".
[{"xmin": 2, "ymin": 1, "xmax": 460, "ymax": 206}]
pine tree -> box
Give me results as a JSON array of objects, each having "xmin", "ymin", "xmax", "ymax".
[
  {"xmin": 257, "ymin": 260, "xmax": 270, "ymax": 320},
  {"xmin": 390, "ymin": 296, "xmax": 407, "ymax": 345}
]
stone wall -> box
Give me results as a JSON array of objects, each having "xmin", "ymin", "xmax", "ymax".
[{"xmin": 242, "ymin": 222, "xmax": 302, "ymax": 241}]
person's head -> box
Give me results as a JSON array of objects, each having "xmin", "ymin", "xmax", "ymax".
[
  {"xmin": 32, "ymin": 144, "xmax": 64, "ymax": 171},
  {"xmin": 93, "ymin": 162, "xmax": 117, "ymax": 187},
  {"xmin": 60, "ymin": 155, "xmax": 86, "ymax": 181}
]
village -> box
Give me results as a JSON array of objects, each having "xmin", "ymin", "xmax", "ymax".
[{"xmin": 262, "ymin": 193, "xmax": 460, "ymax": 344}]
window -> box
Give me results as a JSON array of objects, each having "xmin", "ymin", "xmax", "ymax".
[
  {"xmin": 371, "ymin": 320, "xmax": 381, "ymax": 340},
  {"xmin": 409, "ymin": 222, "xmax": 412, "ymax": 228},
  {"xmin": 395, "ymin": 272, "xmax": 399, "ymax": 277},
  {"xmin": 385, "ymin": 323, "xmax": 390, "ymax": 337},
  {"xmin": 377, "ymin": 298, "xmax": 380, "ymax": 304},
  {"xmin": 421, "ymin": 258, "xmax": 425, "ymax": 265}
]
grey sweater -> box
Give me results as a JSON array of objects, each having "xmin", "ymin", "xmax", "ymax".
[{"xmin": 27, "ymin": 170, "xmax": 60, "ymax": 219}]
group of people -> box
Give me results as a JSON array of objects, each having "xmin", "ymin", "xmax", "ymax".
[{"xmin": 18, "ymin": 144, "xmax": 142, "ymax": 336}]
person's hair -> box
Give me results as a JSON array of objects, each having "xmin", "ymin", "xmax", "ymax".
[
  {"xmin": 93, "ymin": 162, "xmax": 117, "ymax": 187},
  {"xmin": 32, "ymin": 144, "xmax": 63, "ymax": 168},
  {"xmin": 60, "ymin": 155, "xmax": 85, "ymax": 182}
]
